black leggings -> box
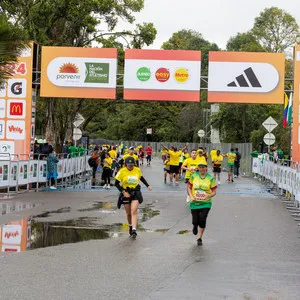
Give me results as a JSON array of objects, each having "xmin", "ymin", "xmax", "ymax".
[
  {"xmin": 102, "ymin": 167, "xmax": 111, "ymax": 184},
  {"xmin": 191, "ymin": 208, "xmax": 210, "ymax": 229}
]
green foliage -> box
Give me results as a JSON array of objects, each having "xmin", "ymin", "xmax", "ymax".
[
  {"xmin": 251, "ymin": 7, "xmax": 299, "ymax": 53},
  {"xmin": 227, "ymin": 32, "xmax": 265, "ymax": 52},
  {"xmin": 0, "ymin": 13, "xmax": 29, "ymax": 83}
]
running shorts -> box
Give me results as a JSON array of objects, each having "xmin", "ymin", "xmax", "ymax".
[{"xmin": 169, "ymin": 165, "xmax": 180, "ymax": 174}]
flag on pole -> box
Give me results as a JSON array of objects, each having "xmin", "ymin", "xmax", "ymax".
[
  {"xmin": 283, "ymin": 92, "xmax": 289, "ymax": 128},
  {"xmin": 287, "ymin": 92, "xmax": 293, "ymax": 126}
]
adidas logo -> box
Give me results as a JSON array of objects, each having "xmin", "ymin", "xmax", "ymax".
[{"xmin": 227, "ymin": 67, "xmax": 261, "ymax": 88}]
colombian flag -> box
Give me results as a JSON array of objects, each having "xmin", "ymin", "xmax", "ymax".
[{"xmin": 283, "ymin": 92, "xmax": 289, "ymax": 128}]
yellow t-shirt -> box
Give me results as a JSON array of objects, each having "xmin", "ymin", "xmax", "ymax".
[
  {"xmin": 103, "ymin": 157, "xmax": 113, "ymax": 169},
  {"xmin": 213, "ymin": 155, "xmax": 223, "ymax": 166},
  {"xmin": 108, "ymin": 150, "xmax": 117, "ymax": 159},
  {"xmin": 123, "ymin": 153, "xmax": 139, "ymax": 163},
  {"xmin": 168, "ymin": 150, "xmax": 182, "ymax": 166},
  {"xmin": 183, "ymin": 157, "xmax": 206, "ymax": 179},
  {"xmin": 210, "ymin": 149, "xmax": 217, "ymax": 162},
  {"xmin": 227, "ymin": 152, "xmax": 237, "ymax": 166},
  {"xmin": 114, "ymin": 166, "xmax": 142, "ymax": 189},
  {"xmin": 164, "ymin": 159, "xmax": 170, "ymax": 170}
]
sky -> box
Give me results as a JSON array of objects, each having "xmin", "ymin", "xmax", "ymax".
[{"xmin": 116, "ymin": 0, "xmax": 300, "ymax": 50}]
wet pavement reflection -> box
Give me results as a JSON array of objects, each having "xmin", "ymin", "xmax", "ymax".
[{"xmin": 0, "ymin": 201, "xmax": 166, "ymax": 252}]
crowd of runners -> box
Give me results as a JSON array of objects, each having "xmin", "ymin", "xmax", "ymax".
[{"xmin": 88, "ymin": 143, "xmax": 241, "ymax": 244}]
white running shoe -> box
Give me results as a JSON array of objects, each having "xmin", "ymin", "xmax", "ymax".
[
  {"xmin": 103, "ymin": 184, "xmax": 107, "ymax": 189},
  {"xmin": 186, "ymin": 195, "xmax": 190, "ymax": 203},
  {"xmin": 107, "ymin": 184, "xmax": 111, "ymax": 189},
  {"xmin": 50, "ymin": 186, "xmax": 57, "ymax": 190},
  {"xmin": 218, "ymin": 181, "xmax": 221, "ymax": 185}
]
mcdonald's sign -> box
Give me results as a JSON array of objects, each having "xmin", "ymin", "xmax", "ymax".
[{"xmin": 9, "ymin": 102, "xmax": 23, "ymax": 116}]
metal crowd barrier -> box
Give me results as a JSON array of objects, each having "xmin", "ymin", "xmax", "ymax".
[
  {"xmin": 252, "ymin": 156, "xmax": 300, "ymax": 208},
  {"xmin": 0, "ymin": 153, "xmax": 92, "ymax": 194}
]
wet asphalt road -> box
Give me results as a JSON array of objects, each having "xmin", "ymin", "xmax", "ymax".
[{"xmin": 0, "ymin": 158, "xmax": 300, "ymax": 300}]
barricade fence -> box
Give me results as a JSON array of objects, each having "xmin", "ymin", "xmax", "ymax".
[
  {"xmin": 0, "ymin": 153, "xmax": 92, "ymax": 192},
  {"xmin": 252, "ymin": 156, "xmax": 300, "ymax": 207}
]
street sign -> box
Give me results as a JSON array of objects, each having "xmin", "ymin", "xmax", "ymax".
[
  {"xmin": 262, "ymin": 116, "xmax": 278, "ymax": 132},
  {"xmin": 73, "ymin": 113, "xmax": 85, "ymax": 128},
  {"xmin": 73, "ymin": 128, "xmax": 82, "ymax": 141},
  {"xmin": 263, "ymin": 133, "xmax": 276, "ymax": 145},
  {"xmin": 198, "ymin": 129, "xmax": 205, "ymax": 138}
]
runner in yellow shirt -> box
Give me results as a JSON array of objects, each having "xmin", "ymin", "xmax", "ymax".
[
  {"xmin": 212, "ymin": 150, "xmax": 223, "ymax": 185},
  {"xmin": 161, "ymin": 144, "xmax": 188, "ymax": 185}
]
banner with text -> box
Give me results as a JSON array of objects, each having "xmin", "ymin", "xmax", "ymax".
[
  {"xmin": 0, "ymin": 44, "xmax": 34, "ymax": 157},
  {"xmin": 208, "ymin": 52, "xmax": 285, "ymax": 104},
  {"xmin": 124, "ymin": 50, "xmax": 201, "ymax": 102},
  {"xmin": 292, "ymin": 45, "xmax": 300, "ymax": 162},
  {"xmin": 40, "ymin": 47, "xmax": 118, "ymax": 99}
]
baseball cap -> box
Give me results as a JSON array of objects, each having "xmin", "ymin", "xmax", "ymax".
[
  {"xmin": 125, "ymin": 156, "xmax": 135, "ymax": 166},
  {"xmin": 198, "ymin": 162, "xmax": 207, "ymax": 167},
  {"xmin": 129, "ymin": 146, "xmax": 135, "ymax": 150}
]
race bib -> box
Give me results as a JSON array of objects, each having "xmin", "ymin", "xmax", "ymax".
[
  {"xmin": 127, "ymin": 175, "xmax": 138, "ymax": 185},
  {"xmin": 195, "ymin": 190, "xmax": 206, "ymax": 200}
]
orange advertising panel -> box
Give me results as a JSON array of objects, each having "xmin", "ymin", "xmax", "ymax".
[
  {"xmin": 208, "ymin": 52, "xmax": 285, "ymax": 104},
  {"xmin": 40, "ymin": 47, "xmax": 118, "ymax": 99},
  {"xmin": 124, "ymin": 49, "xmax": 201, "ymax": 102},
  {"xmin": 0, "ymin": 45, "xmax": 34, "ymax": 156},
  {"xmin": 292, "ymin": 45, "xmax": 300, "ymax": 162}
]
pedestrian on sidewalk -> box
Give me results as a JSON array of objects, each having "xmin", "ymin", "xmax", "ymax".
[
  {"xmin": 47, "ymin": 148, "xmax": 59, "ymax": 190},
  {"xmin": 187, "ymin": 161, "xmax": 217, "ymax": 246},
  {"xmin": 114, "ymin": 156, "xmax": 152, "ymax": 239}
]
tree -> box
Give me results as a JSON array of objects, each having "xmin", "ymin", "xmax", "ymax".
[
  {"xmin": 0, "ymin": 13, "xmax": 29, "ymax": 84},
  {"xmin": 0, "ymin": 0, "xmax": 157, "ymax": 150},
  {"xmin": 252, "ymin": 7, "xmax": 299, "ymax": 53},
  {"xmin": 227, "ymin": 32, "xmax": 265, "ymax": 52}
]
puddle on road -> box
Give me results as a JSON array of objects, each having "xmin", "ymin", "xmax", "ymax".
[
  {"xmin": 34, "ymin": 207, "xmax": 71, "ymax": 218},
  {"xmin": 78, "ymin": 202, "xmax": 116, "ymax": 212},
  {"xmin": 0, "ymin": 201, "xmax": 164, "ymax": 252},
  {"xmin": 0, "ymin": 201, "xmax": 37, "ymax": 216},
  {"xmin": 177, "ymin": 230, "xmax": 189, "ymax": 235}
]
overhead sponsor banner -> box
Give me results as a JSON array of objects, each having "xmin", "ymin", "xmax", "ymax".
[
  {"xmin": 124, "ymin": 49, "xmax": 201, "ymax": 102},
  {"xmin": 292, "ymin": 45, "xmax": 300, "ymax": 162},
  {"xmin": 0, "ymin": 44, "xmax": 34, "ymax": 157},
  {"xmin": 208, "ymin": 52, "xmax": 285, "ymax": 104},
  {"xmin": 40, "ymin": 47, "xmax": 118, "ymax": 99}
]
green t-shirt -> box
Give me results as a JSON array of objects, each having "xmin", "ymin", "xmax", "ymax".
[
  {"xmin": 189, "ymin": 172, "xmax": 217, "ymax": 210},
  {"xmin": 250, "ymin": 151, "xmax": 258, "ymax": 158},
  {"xmin": 227, "ymin": 152, "xmax": 236, "ymax": 166},
  {"xmin": 68, "ymin": 146, "xmax": 77, "ymax": 158},
  {"xmin": 78, "ymin": 146, "xmax": 86, "ymax": 156}
]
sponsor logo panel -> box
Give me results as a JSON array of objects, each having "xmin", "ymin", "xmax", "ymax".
[
  {"xmin": 0, "ymin": 99, "xmax": 5, "ymax": 118},
  {"xmin": 7, "ymin": 100, "xmax": 26, "ymax": 119},
  {"xmin": 6, "ymin": 120, "xmax": 25, "ymax": 140},
  {"xmin": 7, "ymin": 79, "xmax": 27, "ymax": 98}
]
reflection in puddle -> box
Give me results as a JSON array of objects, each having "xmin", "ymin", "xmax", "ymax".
[
  {"xmin": 78, "ymin": 202, "xmax": 116, "ymax": 212},
  {"xmin": 0, "ymin": 201, "xmax": 37, "ymax": 216},
  {"xmin": 139, "ymin": 204, "xmax": 160, "ymax": 222},
  {"xmin": 177, "ymin": 230, "xmax": 189, "ymax": 235},
  {"xmin": 34, "ymin": 207, "xmax": 71, "ymax": 218}
]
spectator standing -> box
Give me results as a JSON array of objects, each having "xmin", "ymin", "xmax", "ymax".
[
  {"xmin": 234, "ymin": 148, "xmax": 241, "ymax": 178},
  {"xmin": 47, "ymin": 148, "xmax": 59, "ymax": 189}
]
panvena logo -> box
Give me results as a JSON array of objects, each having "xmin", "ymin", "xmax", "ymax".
[
  {"xmin": 57, "ymin": 63, "xmax": 80, "ymax": 80},
  {"xmin": 155, "ymin": 68, "xmax": 170, "ymax": 83},
  {"xmin": 59, "ymin": 63, "xmax": 79, "ymax": 73},
  {"xmin": 4, "ymin": 230, "xmax": 19, "ymax": 239},
  {"xmin": 10, "ymin": 102, "xmax": 23, "ymax": 116}
]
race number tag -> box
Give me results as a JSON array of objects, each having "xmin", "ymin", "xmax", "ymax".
[
  {"xmin": 195, "ymin": 190, "xmax": 206, "ymax": 200},
  {"xmin": 127, "ymin": 176, "xmax": 138, "ymax": 185}
]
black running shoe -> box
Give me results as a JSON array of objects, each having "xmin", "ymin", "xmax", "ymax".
[
  {"xmin": 197, "ymin": 238, "xmax": 202, "ymax": 246},
  {"xmin": 129, "ymin": 225, "xmax": 133, "ymax": 236},
  {"xmin": 231, "ymin": 179, "xmax": 234, "ymax": 183},
  {"xmin": 193, "ymin": 225, "xmax": 198, "ymax": 235},
  {"xmin": 131, "ymin": 230, "xmax": 137, "ymax": 239}
]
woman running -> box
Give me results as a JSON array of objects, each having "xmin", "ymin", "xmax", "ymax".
[
  {"xmin": 114, "ymin": 156, "xmax": 152, "ymax": 239},
  {"xmin": 188, "ymin": 161, "xmax": 217, "ymax": 246}
]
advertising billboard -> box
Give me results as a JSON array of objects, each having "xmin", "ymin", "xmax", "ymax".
[
  {"xmin": 0, "ymin": 44, "xmax": 34, "ymax": 157},
  {"xmin": 124, "ymin": 49, "xmax": 201, "ymax": 102},
  {"xmin": 208, "ymin": 51, "xmax": 285, "ymax": 104},
  {"xmin": 40, "ymin": 47, "xmax": 118, "ymax": 99},
  {"xmin": 292, "ymin": 45, "xmax": 300, "ymax": 162}
]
